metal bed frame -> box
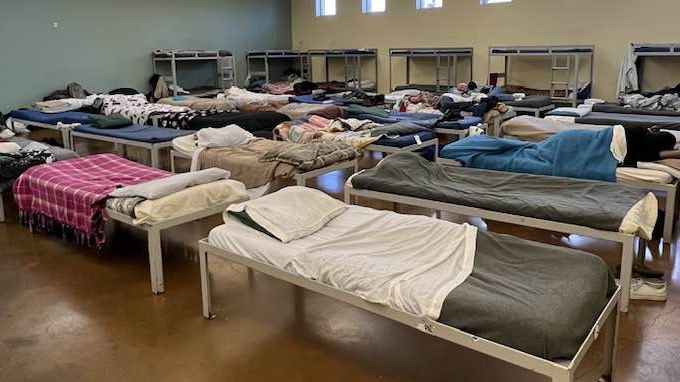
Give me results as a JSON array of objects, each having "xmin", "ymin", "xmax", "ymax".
[
  {"xmin": 169, "ymin": 149, "xmax": 358, "ymax": 186},
  {"xmin": 493, "ymin": 127, "xmax": 679, "ymax": 244},
  {"xmin": 365, "ymin": 138, "xmax": 439, "ymax": 160},
  {"xmin": 389, "ymin": 47, "xmax": 474, "ymax": 92},
  {"xmin": 511, "ymin": 103, "xmax": 556, "ymax": 118},
  {"xmin": 488, "ymin": 45, "xmax": 595, "ymax": 107},
  {"xmin": 68, "ymin": 130, "xmax": 177, "ymax": 169},
  {"xmin": 197, "ymin": 237, "xmax": 621, "ymax": 382},
  {"xmin": 152, "ymin": 50, "xmax": 236, "ymax": 97},
  {"xmin": 623, "ymin": 43, "xmax": 680, "ymax": 98},
  {"xmin": 246, "ymin": 50, "xmax": 311, "ymax": 84},
  {"xmin": 308, "ymin": 49, "xmax": 379, "ymax": 91},
  {"xmin": 6, "ymin": 118, "xmax": 75, "ymax": 148},
  {"xmin": 344, "ymin": 172, "xmax": 640, "ymax": 313}
]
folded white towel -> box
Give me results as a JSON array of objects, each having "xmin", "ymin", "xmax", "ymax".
[
  {"xmin": 512, "ymin": 93, "xmax": 526, "ymax": 101},
  {"xmin": 585, "ymin": 98, "xmax": 606, "ymax": 105}
]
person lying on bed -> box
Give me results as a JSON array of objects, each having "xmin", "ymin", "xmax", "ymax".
[{"xmin": 441, "ymin": 125, "xmax": 676, "ymax": 182}]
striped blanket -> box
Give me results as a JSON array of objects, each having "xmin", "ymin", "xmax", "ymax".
[{"xmin": 13, "ymin": 154, "xmax": 170, "ymax": 247}]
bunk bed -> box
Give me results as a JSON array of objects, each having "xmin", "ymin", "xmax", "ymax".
[
  {"xmin": 618, "ymin": 43, "xmax": 680, "ymax": 98},
  {"xmin": 308, "ymin": 49, "xmax": 378, "ymax": 91},
  {"xmin": 246, "ymin": 50, "xmax": 311, "ymax": 84},
  {"xmin": 152, "ymin": 49, "xmax": 236, "ymax": 97},
  {"xmin": 488, "ymin": 45, "xmax": 594, "ymax": 108},
  {"xmin": 389, "ymin": 48, "xmax": 474, "ymax": 93}
]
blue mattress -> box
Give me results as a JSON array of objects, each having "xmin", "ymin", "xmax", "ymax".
[
  {"xmin": 74, "ymin": 124, "xmax": 192, "ymax": 143},
  {"xmin": 374, "ymin": 132, "xmax": 435, "ymax": 147},
  {"xmin": 288, "ymin": 95, "xmax": 335, "ymax": 104},
  {"xmin": 8, "ymin": 109, "xmax": 93, "ymax": 125}
]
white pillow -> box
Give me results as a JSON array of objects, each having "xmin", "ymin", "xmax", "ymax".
[
  {"xmin": 197, "ymin": 125, "xmax": 254, "ymax": 148},
  {"xmin": 109, "ymin": 168, "xmax": 229, "ymax": 199},
  {"xmin": 226, "ymin": 186, "xmax": 346, "ymax": 243}
]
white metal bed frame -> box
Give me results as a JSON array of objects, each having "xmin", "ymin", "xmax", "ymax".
[
  {"xmin": 68, "ymin": 129, "xmax": 178, "ymax": 169},
  {"xmin": 105, "ymin": 200, "xmax": 243, "ymax": 294},
  {"xmin": 308, "ymin": 49, "xmax": 379, "ymax": 91},
  {"xmin": 344, "ymin": 175, "xmax": 639, "ymax": 313},
  {"xmin": 488, "ymin": 45, "xmax": 595, "ymax": 107},
  {"xmin": 152, "ymin": 49, "xmax": 236, "ymax": 97},
  {"xmin": 246, "ymin": 50, "xmax": 311, "ymax": 84},
  {"xmin": 620, "ymin": 43, "xmax": 680, "ymax": 98},
  {"xmin": 388, "ymin": 47, "xmax": 474, "ymax": 92},
  {"xmin": 7, "ymin": 118, "xmax": 76, "ymax": 148},
  {"xmin": 169, "ymin": 149, "xmax": 359, "ymax": 186},
  {"xmin": 197, "ymin": 238, "xmax": 621, "ymax": 382}
]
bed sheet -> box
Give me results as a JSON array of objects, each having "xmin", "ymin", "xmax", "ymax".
[{"xmin": 8, "ymin": 109, "xmax": 93, "ymax": 125}]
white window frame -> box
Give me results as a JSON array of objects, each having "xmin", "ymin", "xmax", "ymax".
[
  {"xmin": 480, "ymin": 0, "xmax": 511, "ymax": 5},
  {"xmin": 416, "ymin": 0, "xmax": 443, "ymax": 10},
  {"xmin": 316, "ymin": 0, "xmax": 337, "ymax": 17},
  {"xmin": 362, "ymin": 0, "xmax": 386, "ymax": 14}
]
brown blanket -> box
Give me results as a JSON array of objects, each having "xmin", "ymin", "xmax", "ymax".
[
  {"xmin": 200, "ymin": 139, "xmax": 297, "ymax": 188},
  {"xmin": 501, "ymin": 115, "xmax": 607, "ymax": 142}
]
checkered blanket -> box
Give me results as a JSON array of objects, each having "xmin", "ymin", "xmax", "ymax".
[{"xmin": 13, "ymin": 154, "xmax": 170, "ymax": 247}]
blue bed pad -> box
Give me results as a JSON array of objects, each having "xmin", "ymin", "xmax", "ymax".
[
  {"xmin": 374, "ymin": 132, "xmax": 436, "ymax": 147},
  {"xmin": 437, "ymin": 116, "xmax": 482, "ymax": 130},
  {"xmin": 289, "ymin": 95, "xmax": 336, "ymax": 104},
  {"xmin": 74, "ymin": 124, "xmax": 192, "ymax": 143},
  {"xmin": 8, "ymin": 109, "xmax": 93, "ymax": 125}
]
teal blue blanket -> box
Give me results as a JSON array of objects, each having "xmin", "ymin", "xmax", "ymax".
[{"xmin": 441, "ymin": 128, "xmax": 618, "ymax": 182}]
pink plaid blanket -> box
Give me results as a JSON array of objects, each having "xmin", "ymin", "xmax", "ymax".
[{"xmin": 13, "ymin": 154, "xmax": 170, "ymax": 247}]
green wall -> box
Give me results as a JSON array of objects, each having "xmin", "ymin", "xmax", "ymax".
[{"xmin": 0, "ymin": 0, "xmax": 291, "ymax": 112}]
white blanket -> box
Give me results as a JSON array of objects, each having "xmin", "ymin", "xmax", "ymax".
[
  {"xmin": 196, "ymin": 126, "xmax": 254, "ymax": 148},
  {"xmin": 212, "ymin": 200, "xmax": 477, "ymax": 320},
  {"xmin": 110, "ymin": 168, "xmax": 230, "ymax": 199}
]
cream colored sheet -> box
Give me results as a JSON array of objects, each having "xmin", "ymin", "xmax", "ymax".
[{"xmin": 134, "ymin": 179, "xmax": 246, "ymax": 225}]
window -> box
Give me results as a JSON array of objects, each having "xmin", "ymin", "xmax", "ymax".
[
  {"xmin": 416, "ymin": 0, "xmax": 442, "ymax": 9},
  {"xmin": 481, "ymin": 0, "xmax": 511, "ymax": 5},
  {"xmin": 362, "ymin": 0, "xmax": 386, "ymax": 13},
  {"xmin": 316, "ymin": 0, "xmax": 336, "ymax": 16}
]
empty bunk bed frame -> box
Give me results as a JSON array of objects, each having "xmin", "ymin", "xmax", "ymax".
[
  {"xmin": 152, "ymin": 49, "xmax": 236, "ymax": 97},
  {"xmin": 389, "ymin": 47, "xmax": 474, "ymax": 92},
  {"xmin": 307, "ymin": 48, "xmax": 379, "ymax": 91},
  {"xmin": 246, "ymin": 50, "xmax": 311, "ymax": 84},
  {"xmin": 488, "ymin": 45, "xmax": 594, "ymax": 107}
]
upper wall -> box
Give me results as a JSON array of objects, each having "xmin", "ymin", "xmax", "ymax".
[
  {"xmin": 0, "ymin": 0, "xmax": 291, "ymax": 111},
  {"xmin": 292, "ymin": 0, "xmax": 680, "ymax": 100}
]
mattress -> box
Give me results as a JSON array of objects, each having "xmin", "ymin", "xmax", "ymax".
[
  {"xmin": 74, "ymin": 124, "xmax": 192, "ymax": 144},
  {"xmin": 373, "ymin": 132, "xmax": 435, "ymax": 147},
  {"xmin": 616, "ymin": 167, "xmax": 673, "ymax": 184},
  {"xmin": 208, "ymin": 206, "xmax": 614, "ymax": 360},
  {"xmin": 350, "ymin": 152, "xmax": 657, "ymax": 238},
  {"xmin": 577, "ymin": 112, "xmax": 680, "ymax": 129},
  {"xmin": 506, "ymin": 96, "xmax": 553, "ymax": 108},
  {"xmin": 8, "ymin": 110, "xmax": 93, "ymax": 125},
  {"xmin": 592, "ymin": 103, "xmax": 680, "ymax": 117}
]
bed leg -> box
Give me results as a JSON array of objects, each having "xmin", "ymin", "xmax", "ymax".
[
  {"xmin": 636, "ymin": 238, "xmax": 647, "ymax": 265},
  {"xmin": 147, "ymin": 228, "xmax": 165, "ymax": 295},
  {"xmin": 620, "ymin": 237, "xmax": 634, "ymax": 313},
  {"xmin": 170, "ymin": 151, "xmax": 177, "ymax": 173},
  {"xmin": 663, "ymin": 186, "xmax": 676, "ymax": 245},
  {"xmin": 199, "ymin": 249, "xmax": 213, "ymax": 319},
  {"xmin": 0, "ymin": 194, "xmax": 5, "ymax": 223},
  {"xmin": 150, "ymin": 148, "xmax": 160, "ymax": 169},
  {"xmin": 434, "ymin": 210, "xmax": 442, "ymax": 219},
  {"xmin": 296, "ymin": 175, "xmax": 305, "ymax": 187},
  {"xmin": 601, "ymin": 305, "xmax": 620, "ymax": 382}
]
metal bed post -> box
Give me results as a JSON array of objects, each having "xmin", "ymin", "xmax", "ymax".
[
  {"xmin": 573, "ymin": 54, "xmax": 581, "ymax": 107},
  {"xmin": 374, "ymin": 50, "xmax": 379, "ymax": 91},
  {"xmin": 357, "ymin": 55, "xmax": 363, "ymax": 90},
  {"xmin": 452, "ymin": 55, "xmax": 458, "ymax": 89},
  {"xmin": 663, "ymin": 182, "xmax": 677, "ymax": 243},
  {"xmin": 264, "ymin": 55, "xmax": 270, "ymax": 83},
  {"xmin": 435, "ymin": 55, "xmax": 442, "ymax": 92},
  {"xmin": 406, "ymin": 54, "xmax": 411, "ymax": 89},
  {"xmin": 199, "ymin": 242, "xmax": 213, "ymax": 319},
  {"xmin": 147, "ymin": 226, "xmax": 164, "ymax": 294},
  {"xmin": 325, "ymin": 52, "xmax": 330, "ymax": 83},
  {"xmin": 170, "ymin": 51, "xmax": 178, "ymax": 96}
]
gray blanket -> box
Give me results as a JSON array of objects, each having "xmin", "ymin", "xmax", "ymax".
[
  {"xmin": 261, "ymin": 141, "xmax": 357, "ymax": 172},
  {"xmin": 351, "ymin": 152, "xmax": 648, "ymax": 232},
  {"xmin": 577, "ymin": 112, "xmax": 680, "ymax": 130},
  {"xmin": 440, "ymin": 230, "xmax": 615, "ymax": 359},
  {"xmin": 370, "ymin": 122, "xmax": 429, "ymax": 137},
  {"xmin": 592, "ymin": 103, "xmax": 680, "ymax": 117}
]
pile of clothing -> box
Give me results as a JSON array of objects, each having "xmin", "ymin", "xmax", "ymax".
[
  {"xmin": 0, "ymin": 138, "xmax": 55, "ymax": 185},
  {"xmin": 623, "ymin": 93, "xmax": 680, "ymax": 112}
]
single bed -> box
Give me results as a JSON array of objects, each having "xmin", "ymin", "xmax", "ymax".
[
  {"xmin": 6, "ymin": 109, "xmax": 94, "ymax": 146},
  {"xmin": 12, "ymin": 154, "xmax": 248, "ymax": 293},
  {"xmin": 505, "ymin": 96, "xmax": 556, "ymax": 117},
  {"xmin": 69, "ymin": 124, "xmax": 193, "ymax": 168},
  {"xmin": 170, "ymin": 135, "xmax": 359, "ymax": 188},
  {"xmin": 345, "ymin": 152, "xmax": 658, "ymax": 312},
  {"xmin": 199, "ymin": 188, "xmax": 620, "ymax": 382}
]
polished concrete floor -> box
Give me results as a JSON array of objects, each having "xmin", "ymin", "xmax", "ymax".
[{"xmin": 1, "ymin": 143, "xmax": 679, "ymax": 381}]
